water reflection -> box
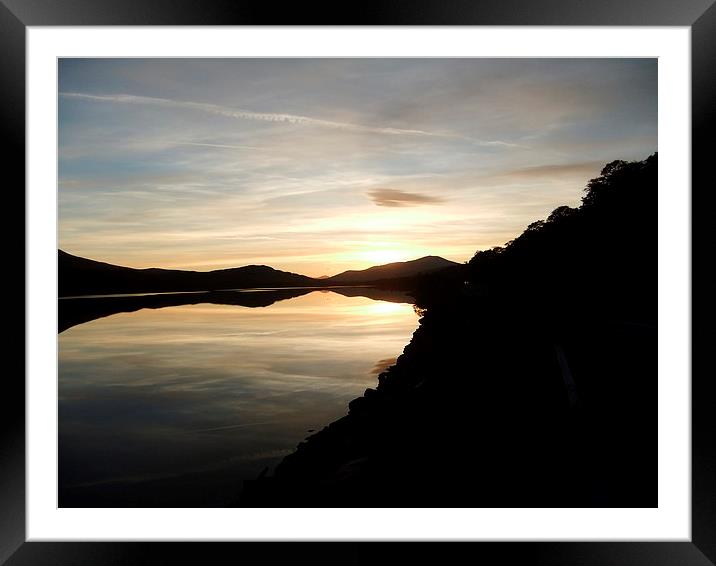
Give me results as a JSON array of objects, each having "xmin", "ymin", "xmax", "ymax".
[{"xmin": 58, "ymin": 289, "xmax": 417, "ymax": 507}]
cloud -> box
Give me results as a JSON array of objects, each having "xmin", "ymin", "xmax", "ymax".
[
  {"xmin": 367, "ymin": 188, "xmax": 445, "ymax": 208},
  {"xmin": 60, "ymin": 92, "xmax": 455, "ymax": 139},
  {"xmin": 175, "ymin": 141, "xmax": 265, "ymax": 151},
  {"xmin": 370, "ymin": 357, "xmax": 397, "ymax": 376},
  {"xmin": 497, "ymin": 162, "xmax": 604, "ymax": 179},
  {"xmin": 472, "ymin": 161, "xmax": 605, "ymax": 187}
]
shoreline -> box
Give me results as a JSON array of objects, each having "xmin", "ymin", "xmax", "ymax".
[{"xmin": 242, "ymin": 292, "xmax": 657, "ymax": 508}]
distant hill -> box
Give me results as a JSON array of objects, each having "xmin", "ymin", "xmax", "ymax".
[
  {"xmin": 59, "ymin": 251, "xmax": 460, "ymax": 297},
  {"xmin": 325, "ymin": 256, "xmax": 458, "ymax": 285},
  {"xmin": 58, "ymin": 250, "xmax": 320, "ymax": 297}
]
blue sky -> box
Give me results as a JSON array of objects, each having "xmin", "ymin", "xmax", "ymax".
[{"xmin": 58, "ymin": 58, "xmax": 657, "ymax": 276}]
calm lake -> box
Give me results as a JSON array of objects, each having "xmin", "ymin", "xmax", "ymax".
[{"xmin": 58, "ymin": 289, "xmax": 418, "ymax": 507}]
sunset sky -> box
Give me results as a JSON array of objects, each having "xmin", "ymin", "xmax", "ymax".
[{"xmin": 58, "ymin": 58, "xmax": 657, "ymax": 277}]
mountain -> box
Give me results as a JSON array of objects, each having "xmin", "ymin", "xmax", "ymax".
[
  {"xmin": 59, "ymin": 250, "xmax": 459, "ymax": 297},
  {"xmin": 58, "ymin": 250, "xmax": 320, "ymax": 297},
  {"xmin": 324, "ymin": 255, "xmax": 458, "ymax": 285}
]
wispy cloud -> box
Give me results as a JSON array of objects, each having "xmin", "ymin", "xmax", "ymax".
[
  {"xmin": 481, "ymin": 161, "xmax": 604, "ymax": 184},
  {"xmin": 498, "ymin": 162, "xmax": 604, "ymax": 179},
  {"xmin": 367, "ymin": 188, "xmax": 445, "ymax": 208},
  {"xmin": 175, "ymin": 141, "xmax": 265, "ymax": 151},
  {"xmin": 60, "ymin": 92, "xmax": 456, "ymax": 139}
]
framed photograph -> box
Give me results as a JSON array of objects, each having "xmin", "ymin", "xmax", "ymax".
[{"xmin": 5, "ymin": 1, "xmax": 708, "ymax": 564}]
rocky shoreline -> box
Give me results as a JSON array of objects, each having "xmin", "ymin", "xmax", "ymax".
[{"xmin": 242, "ymin": 290, "xmax": 656, "ymax": 507}]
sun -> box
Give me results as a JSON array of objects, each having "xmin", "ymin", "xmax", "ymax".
[{"xmin": 361, "ymin": 249, "xmax": 409, "ymax": 265}]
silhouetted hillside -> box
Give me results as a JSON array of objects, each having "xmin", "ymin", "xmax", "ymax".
[
  {"xmin": 58, "ymin": 250, "xmax": 321, "ymax": 297},
  {"xmin": 458, "ymin": 153, "xmax": 657, "ymax": 322},
  {"xmin": 325, "ymin": 256, "xmax": 458, "ymax": 285},
  {"xmin": 245, "ymin": 154, "xmax": 658, "ymax": 508},
  {"xmin": 59, "ymin": 251, "xmax": 460, "ymax": 297}
]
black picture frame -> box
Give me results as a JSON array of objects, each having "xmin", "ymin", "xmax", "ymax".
[{"xmin": 3, "ymin": 1, "xmax": 708, "ymax": 564}]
